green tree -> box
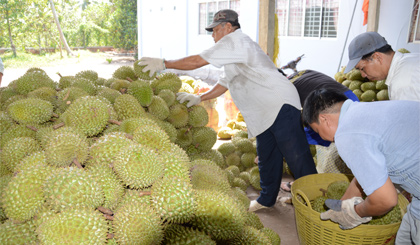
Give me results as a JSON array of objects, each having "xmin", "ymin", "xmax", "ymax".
[
  {"xmin": 0, "ymin": 0, "xmax": 26, "ymax": 57},
  {"xmin": 109, "ymin": 0, "xmax": 137, "ymax": 51}
]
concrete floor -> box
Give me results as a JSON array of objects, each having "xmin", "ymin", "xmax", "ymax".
[{"xmin": 247, "ymin": 174, "xmax": 300, "ymax": 245}]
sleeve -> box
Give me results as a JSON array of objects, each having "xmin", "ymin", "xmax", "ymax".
[
  {"xmin": 199, "ymin": 35, "xmax": 247, "ymax": 68},
  {"xmin": 0, "ymin": 58, "xmax": 4, "ymax": 74},
  {"xmin": 335, "ymin": 133, "xmax": 388, "ymax": 196}
]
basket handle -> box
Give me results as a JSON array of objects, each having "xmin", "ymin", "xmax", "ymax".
[{"xmin": 294, "ymin": 188, "xmax": 313, "ymax": 210}]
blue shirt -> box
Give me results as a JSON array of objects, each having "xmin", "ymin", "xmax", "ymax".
[{"xmin": 335, "ymin": 99, "xmax": 420, "ymax": 220}]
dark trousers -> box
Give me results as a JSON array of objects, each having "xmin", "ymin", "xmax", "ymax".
[{"xmin": 256, "ymin": 104, "xmax": 317, "ymax": 207}]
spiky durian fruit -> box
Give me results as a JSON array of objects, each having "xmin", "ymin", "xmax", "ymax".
[
  {"xmin": 1, "ymin": 94, "xmax": 27, "ymax": 111},
  {"xmin": 71, "ymin": 77, "xmax": 97, "ymax": 95},
  {"xmin": 369, "ymin": 204, "xmax": 402, "ymax": 225},
  {"xmin": 116, "ymin": 188, "xmax": 152, "ymax": 212},
  {"xmin": 191, "ymin": 164, "xmax": 231, "ymax": 195},
  {"xmin": 0, "ymin": 124, "xmax": 36, "ymax": 148},
  {"xmin": 230, "ymin": 187, "xmax": 251, "ymax": 211},
  {"xmin": 113, "ymin": 200, "xmax": 164, "ymax": 244},
  {"xmin": 88, "ymin": 132, "xmax": 136, "ymax": 167},
  {"xmin": 151, "ymin": 176, "xmax": 195, "ymax": 224},
  {"xmin": 312, "ymin": 196, "xmax": 328, "ymax": 213},
  {"xmin": 160, "ymin": 142, "xmax": 191, "ymax": 180},
  {"xmin": 175, "ymin": 127, "xmax": 193, "ymax": 148},
  {"xmin": 191, "ymin": 126, "xmax": 217, "ymax": 151},
  {"xmin": 163, "ymin": 224, "xmax": 216, "ymax": 245},
  {"xmin": 127, "ymin": 80, "xmax": 154, "ymax": 106},
  {"xmin": 153, "ymin": 119, "xmax": 178, "ymax": 143},
  {"xmin": 113, "ymin": 144, "xmax": 164, "ymax": 189},
  {"xmin": 113, "ymin": 65, "xmax": 137, "ymax": 81},
  {"xmin": 58, "ymin": 75, "xmax": 76, "ymax": 89},
  {"xmin": 14, "ymin": 151, "xmax": 47, "ymax": 172},
  {"xmin": 217, "ymin": 142, "xmax": 236, "ymax": 157},
  {"xmin": 134, "ymin": 59, "xmax": 157, "ymax": 80},
  {"xmin": 0, "ymin": 174, "xmax": 13, "ymax": 221},
  {"xmin": 243, "ymin": 211, "xmax": 265, "ymax": 230},
  {"xmin": 249, "ymin": 166, "xmax": 262, "ymax": 191},
  {"xmin": 132, "ymin": 123, "xmax": 172, "ymax": 153},
  {"xmin": 225, "ymin": 152, "xmax": 241, "ymax": 167},
  {"xmin": 56, "ymin": 86, "xmax": 89, "ymax": 113},
  {"xmin": 191, "ymin": 189, "xmax": 246, "ymax": 240},
  {"xmin": 158, "ymin": 89, "xmax": 176, "ymax": 107},
  {"xmin": 43, "ymin": 167, "xmax": 104, "ymax": 212},
  {"xmin": 0, "ymin": 220, "xmax": 38, "ymax": 244},
  {"xmin": 239, "ymin": 171, "xmax": 251, "ymax": 185},
  {"xmin": 188, "ymin": 105, "xmax": 209, "ymax": 127},
  {"xmin": 119, "ymin": 117, "xmax": 157, "ymax": 134},
  {"xmin": 61, "ymin": 96, "xmax": 110, "ymax": 136},
  {"xmin": 36, "ymin": 207, "xmax": 109, "ymax": 244},
  {"xmin": 114, "ymin": 94, "xmax": 145, "ymax": 121},
  {"xmin": 167, "ymin": 103, "xmax": 189, "ymax": 128},
  {"xmin": 260, "ymin": 227, "xmax": 281, "ymax": 245},
  {"xmin": 110, "ymin": 79, "xmax": 131, "ymax": 92},
  {"xmin": 97, "ymin": 87, "xmax": 121, "ymax": 104},
  {"xmin": 43, "ymin": 130, "xmax": 89, "ymax": 167},
  {"xmin": 233, "ymin": 138, "xmax": 254, "ymax": 153},
  {"xmin": 1, "ymin": 137, "xmax": 40, "ymax": 172},
  {"xmin": 7, "ymin": 97, "xmax": 53, "ymax": 125},
  {"xmin": 241, "ymin": 152, "xmax": 257, "ymax": 169},
  {"xmin": 27, "ymin": 87, "xmax": 57, "ymax": 106},
  {"xmin": 0, "ymin": 111, "xmax": 14, "ymax": 137},
  {"xmin": 232, "ymin": 177, "xmax": 248, "ymax": 192},
  {"xmin": 2, "ymin": 164, "xmax": 53, "ymax": 222},
  {"xmin": 148, "ymin": 95, "xmax": 170, "ymax": 120},
  {"xmin": 15, "ymin": 71, "xmax": 56, "ymax": 95},
  {"xmin": 228, "ymin": 226, "xmax": 272, "ymax": 245},
  {"xmin": 326, "ymin": 181, "xmax": 350, "ymax": 200},
  {"xmin": 75, "ymin": 69, "xmax": 99, "ymax": 82},
  {"xmin": 0, "ymin": 87, "xmax": 19, "ymax": 104},
  {"xmin": 151, "ymin": 72, "xmax": 182, "ymax": 94},
  {"xmin": 85, "ymin": 164, "xmax": 124, "ymax": 210}
]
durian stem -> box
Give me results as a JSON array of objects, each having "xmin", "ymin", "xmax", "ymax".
[
  {"xmin": 57, "ymin": 72, "xmax": 62, "ymax": 78},
  {"xmin": 126, "ymin": 77, "xmax": 134, "ymax": 82},
  {"xmin": 125, "ymin": 134, "xmax": 133, "ymax": 140},
  {"xmin": 63, "ymin": 89, "xmax": 71, "ymax": 101},
  {"xmin": 108, "ymin": 119, "xmax": 121, "ymax": 125},
  {"xmin": 107, "ymin": 233, "xmax": 114, "ymax": 239},
  {"xmin": 120, "ymin": 88, "xmax": 127, "ymax": 94},
  {"xmin": 26, "ymin": 125, "xmax": 38, "ymax": 132},
  {"xmin": 139, "ymin": 191, "xmax": 151, "ymax": 197},
  {"xmin": 53, "ymin": 122, "xmax": 65, "ymax": 130},
  {"xmin": 320, "ymin": 188, "xmax": 327, "ymax": 197},
  {"xmin": 52, "ymin": 113, "xmax": 59, "ymax": 118},
  {"xmin": 73, "ymin": 159, "xmax": 83, "ymax": 169},
  {"xmin": 104, "ymin": 214, "xmax": 114, "ymax": 221},
  {"xmin": 97, "ymin": 206, "xmax": 113, "ymax": 215}
]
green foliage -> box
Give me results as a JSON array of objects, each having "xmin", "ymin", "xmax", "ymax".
[{"xmin": 109, "ymin": 0, "xmax": 137, "ymax": 50}]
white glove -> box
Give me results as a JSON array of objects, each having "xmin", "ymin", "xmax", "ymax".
[
  {"xmin": 320, "ymin": 197, "xmax": 372, "ymax": 230},
  {"xmin": 176, "ymin": 92, "xmax": 201, "ymax": 108},
  {"xmin": 138, "ymin": 57, "xmax": 166, "ymax": 77}
]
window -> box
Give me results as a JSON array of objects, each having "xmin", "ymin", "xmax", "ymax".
[
  {"xmin": 199, "ymin": 0, "xmax": 240, "ymax": 35},
  {"xmin": 409, "ymin": 0, "xmax": 420, "ymax": 43},
  {"xmin": 276, "ymin": 0, "xmax": 339, "ymax": 38}
]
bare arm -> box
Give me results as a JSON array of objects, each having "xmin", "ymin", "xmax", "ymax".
[
  {"xmin": 0, "ymin": 73, "xmax": 3, "ymax": 87},
  {"xmin": 341, "ymin": 177, "xmax": 364, "ymax": 200},
  {"xmin": 199, "ymin": 84, "xmax": 228, "ymax": 102},
  {"xmin": 354, "ymin": 177, "xmax": 398, "ymax": 217},
  {"xmin": 164, "ymin": 55, "xmax": 209, "ymax": 70}
]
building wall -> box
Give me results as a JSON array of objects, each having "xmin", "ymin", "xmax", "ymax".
[{"xmin": 138, "ymin": 0, "xmax": 420, "ymax": 79}]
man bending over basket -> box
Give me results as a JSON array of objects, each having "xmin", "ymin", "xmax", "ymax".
[{"xmin": 302, "ymin": 88, "xmax": 420, "ymax": 244}]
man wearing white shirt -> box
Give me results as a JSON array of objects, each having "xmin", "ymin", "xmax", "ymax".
[
  {"xmin": 344, "ymin": 31, "xmax": 420, "ymax": 101},
  {"xmin": 139, "ymin": 9, "xmax": 317, "ymax": 212}
]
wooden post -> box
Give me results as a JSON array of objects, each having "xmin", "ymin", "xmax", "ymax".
[
  {"xmin": 367, "ymin": 0, "xmax": 379, "ymax": 32},
  {"xmin": 259, "ymin": 0, "xmax": 276, "ymax": 59}
]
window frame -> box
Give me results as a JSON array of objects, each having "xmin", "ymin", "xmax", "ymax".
[
  {"xmin": 198, "ymin": 0, "xmax": 240, "ymax": 35},
  {"xmin": 276, "ymin": 0, "xmax": 339, "ymax": 39}
]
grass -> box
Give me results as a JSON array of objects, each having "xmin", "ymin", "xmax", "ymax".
[{"xmin": 1, "ymin": 50, "xmax": 109, "ymax": 69}]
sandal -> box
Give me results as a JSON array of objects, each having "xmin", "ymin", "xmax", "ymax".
[{"xmin": 280, "ymin": 181, "xmax": 293, "ymax": 192}]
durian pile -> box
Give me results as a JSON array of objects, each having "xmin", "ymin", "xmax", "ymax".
[
  {"xmin": 311, "ymin": 181, "xmax": 402, "ymax": 225},
  {"xmin": 334, "ymin": 48, "xmax": 411, "ymax": 102},
  {"xmin": 0, "ymin": 62, "xmax": 281, "ymax": 244},
  {"xmin": 217, "ymin": 112, "xmax": 247, "ymax": 139}
]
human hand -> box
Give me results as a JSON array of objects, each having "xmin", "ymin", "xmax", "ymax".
[
  {"xmin": 138, "ymin": 57, "xmax": 166, "ymax": 77},
  {"xmin": 176, "ymin": 92, "xmax": 201, "ymax": 107},
  {"xmin": 320, "ymin": 197, "xmax": 372, "ymax": 230}
]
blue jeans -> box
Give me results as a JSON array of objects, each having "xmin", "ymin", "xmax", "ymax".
[
  {"xmin": 256, "ymin": 104, "xmax": 317, "ymax": 207},
  {"xmin": 305, "ymin": 90, "xmax": 360, "ymax": 146}
]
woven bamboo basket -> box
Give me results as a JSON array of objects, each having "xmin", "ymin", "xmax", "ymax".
[{"xmin": 291, "ymin": 173, "xmax": 409, "ymax": 245}]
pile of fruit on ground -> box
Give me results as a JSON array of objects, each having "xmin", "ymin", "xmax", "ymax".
[{"xmin": 0, "ymin": 60, "xmax": 281, "ymax": 244}]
